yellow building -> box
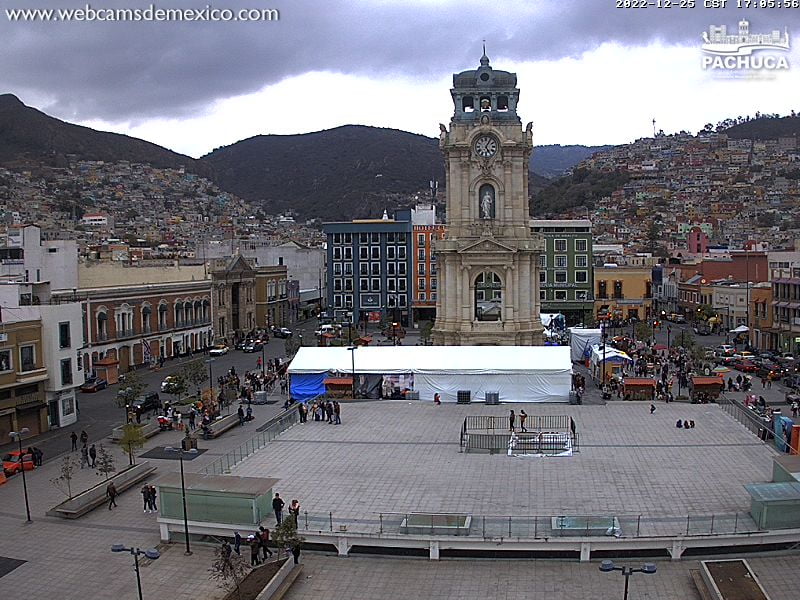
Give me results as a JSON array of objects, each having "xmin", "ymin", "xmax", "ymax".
[
  {"xmin": 0, "ymin": 319, "xmax": 49, "ymax": 440},
  {"xmin": 255, "ymin": 265, "xmax": 289, "ymax": 330},
  {"xmin": 594, "ymin": 266, "xmax": 654, "ymax": 321}
]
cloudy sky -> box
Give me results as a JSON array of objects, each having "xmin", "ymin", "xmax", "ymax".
[{"xmin": 3, "ymin": 0, "xmax": 800, "ymax": 157}]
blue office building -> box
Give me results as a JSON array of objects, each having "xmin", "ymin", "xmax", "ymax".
[{"xmin": 323, "ymin": 209, "xmax": 413, "ymax": 326}]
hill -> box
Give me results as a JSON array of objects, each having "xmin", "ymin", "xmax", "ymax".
[
  {"xmin": 0, "ymin": 94, "xmax": 211, "ymax": 177},
  {"xmin": 531, "ymin": 144, "xmax": 612, "ymax": 178},
  {"xmin": 200, "ymin": 125, "xmax": 445, "ymax": 221},
  {"xmin": 722, "ymin": 115, "xmax": 800, "ymax": 140}
]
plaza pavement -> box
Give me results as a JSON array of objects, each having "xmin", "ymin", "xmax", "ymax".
[{"xmin": 0, "ymin": 401, "xmax": 284, "ymax": 600}]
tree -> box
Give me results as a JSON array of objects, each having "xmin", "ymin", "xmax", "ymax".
[
  {"xmin": 285, "ymin": 336, "xmax": 301, "ymax": 357},
  {"xmin": 95, "ymin": 444, "xmax": 117, "ymax": 480},
  {"xmin": 419, "ymin": 320, "xmax": 433, "ymax": 345},
  {"xmin": 181, "ymin": 359, "xmax": 208, "ymax": 397},
  {"xmin": 119, "ymin": 424, "xmax": 146, "ymax": 466},
  {"xmin": 168, "ymin": 373, "xmax": 189, "ymax": 404},
  {"xmin": 271, "ymin": 517, "xmax": 305, "ymax": 560},
  {"xmin": 634, "ymin": 321, "xmax": 652, "ymax": 342},
  {"xmin": 208, "ymin": 543, "xmax": 249, "ymax": 600},
  {"xmin": 50, "ymin": 454, "xmax": 79, "ymax": 499},
  {"xmin": 116, "ymin": 371, "xmax": 146, "ymax": 423}
]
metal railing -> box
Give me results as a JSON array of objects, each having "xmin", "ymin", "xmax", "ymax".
[
  {"xmin": 296, "ymin": 511, "xmax": 762, "ymax": 539},
  {"xmin": 203, "ymin": 404, "xmax": 300, "ymax": 475},
  {"xmin": 718, "ymin": 396, "xmax": 772, "ymax": 439}
]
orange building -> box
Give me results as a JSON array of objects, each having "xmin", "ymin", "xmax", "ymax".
[{"xmin": 412, "ymin": 224, "xmax": 446, "ymax": 323}]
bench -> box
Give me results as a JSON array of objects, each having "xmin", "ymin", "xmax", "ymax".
[
  {"xmin": 46, "ymin": 461, "xmax": 157, "ymax": 519},
  {"xmin": 110, "ymin": 420, "xmax": 160, "ymax": 442},
  {"xmin": 196, "ymin": 412, "xmax": 241, "ymax": 439}
]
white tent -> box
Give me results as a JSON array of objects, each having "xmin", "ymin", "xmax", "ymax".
[
  {"xmin": 569, "ymin": 328, "xmax": 603, "ymax": 362},
  {"xmin": 288, "ymin": 346, "xmax": 572, "ymax": 403},
  {"xmin": 730, "ymin": 325, "xmax": 749, "ymax": 333}
]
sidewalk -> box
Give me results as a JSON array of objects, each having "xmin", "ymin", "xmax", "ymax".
[{"xmin": 0, "ymin": 400, "xmax": 287, "ymax": 600}]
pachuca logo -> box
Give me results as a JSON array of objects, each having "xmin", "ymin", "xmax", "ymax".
[{"xmin": 701, "ymin": 20, "xmax": 790, "ymax": 71}]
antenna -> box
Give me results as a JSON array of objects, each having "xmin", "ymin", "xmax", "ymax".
[{"xmin": 652, "ymin": 118, "xmax": 657, "ymax": 137}]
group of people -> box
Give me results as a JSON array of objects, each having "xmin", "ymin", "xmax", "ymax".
[
  {"xmin": 300, "ymin": 400, "xmax": 341, "ymax": 424},
  {"xmin": 70, "ymin": 430, "xmax": 98, "ymax": 469},
  {"xmin": 140, "ymin": 483, "xmax": 158, "ymax": 513},
  {"xmin": 508, "ymin": 409, "xmax": 529, "ymax": 432},
  {"xmin": 24, "ymin": 445, "xmax": 44, "ymax": 466}
]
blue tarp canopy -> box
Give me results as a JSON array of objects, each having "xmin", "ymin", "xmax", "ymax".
[{"xmin": 289, "ymin": 372, "xmax": 326, "ymax": 401}]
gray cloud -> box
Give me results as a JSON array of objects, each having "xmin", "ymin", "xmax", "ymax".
[{"xmin": 2, "ymin": 0, "xmax": 798, "ymax": 122}]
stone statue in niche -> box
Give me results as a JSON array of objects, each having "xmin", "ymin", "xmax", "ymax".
[{"xmin": 480, "ymin": 186, "xmax": 495, "ymax": 219}]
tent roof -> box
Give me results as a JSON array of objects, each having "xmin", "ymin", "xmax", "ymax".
[
  {"xmin": 590, "ymin": 344, "xmax": 632, "ymax": 363},
  {"xmin": 288, "ymin": 345, "xmax": 572, "ymax": 375},
  {"xmin": 730, "ymin": 325, "xmax": 750, "ymax": 333}
]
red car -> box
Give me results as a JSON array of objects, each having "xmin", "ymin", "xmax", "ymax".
[
  {"xmin": 2, "ymin": 450, "xmax": 35, "ymax": 476},
  {"xmin": 732, "ymin": 359, "xmax": 757, "ymax": 373}
]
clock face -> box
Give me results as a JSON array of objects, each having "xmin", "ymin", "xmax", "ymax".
[{"xmin": 474, "ymin": 135, "xmax": 498, "ymax": 158}]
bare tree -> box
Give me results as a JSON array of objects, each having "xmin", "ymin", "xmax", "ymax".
[
  {"xmin": 208, "ymin": 543, "xmax": 249, "ymax": 600},
  {"xmin": 50, "ymin": 454, "xmax": 79, "ymax": 499},
  {"xmin": 95, "ymin": 444, "xmax": 117, "ymax": 480}
]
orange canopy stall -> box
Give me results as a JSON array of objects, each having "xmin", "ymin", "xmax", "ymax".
[
  {"xmin": 689, "ymin": 376, "xmax": 724, "ymax": 403},
  {"xmin": 622, "ymin": 377, "xmax": 657, "ymax": 401}
]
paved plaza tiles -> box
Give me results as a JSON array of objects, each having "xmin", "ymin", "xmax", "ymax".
[{"xmin": 1, "ymin": 397, "xmax": 799, "ymax": 600}]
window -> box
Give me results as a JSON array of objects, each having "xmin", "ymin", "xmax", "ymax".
[
  {"xmin": 344, "ymin": 233, "xmax": 352, "ymax": 244},
  {"xmin": 399, "ymin": 295, "xmax": 407, "ymax": 307},
  {"xmin": 387, "ymin": 295, "xmax": 397, "ymax": 308},
  {"xmin": 387, "ymin": 263, "xmax": 396, "ymax": 275},
  {"xmin": 418, "ymin": 248, "xmax": 425, "ymax": 261},
  {"xmin": 397, "ymin": 246, "xmax": 406, "ymax": 260},
  {"xmin": 419, "ymin": 292, "xmax": 427, "ymax": 301},
  {"xmin": 59, "ymin": 322, "xmax": 71, "ymax": 348},
  {"xmin": 540, "ymin": 271, "xmax": 547, "ymax": 283},
  {"xmin": 575, "ymin": 270, "xmax": 588, "ymax": 284},
  {"xmin": 387, "ymin": 246, "xmax": 395, "ymax": 260},
  {"xmin": 61, "ymin": 358, "xmax": 73, "ymax": 385},
  {"xmin": 575, "ymin": 239, "xmax": 588, "ymax": 252},
  {"xmin": 371, "ymin": 278, "xmax": 381, "ymax": 292},
  {"xmin": 398, "ymin": 279, "xmax": 407, "ymax": 292},
  {"xmin": 575, "ymin": 255, "xmax": 588, "ymax": 268},
  {"xmin": 334, "ymin": 295, "xmax": 343, "ymax": 308},
  {"xmin": 62, "ymin": 395, "xmax": 75, "ymax": 417},
  {"xmin": 475, "ymin": 272, "xmax": 502, "ymax": 322},
  {"xmin": 554, "ymin": 290, "xmax": 567, "ymax": 301},
  {"xmin": 387, "ymin": 278, "xmax": 396, "ymax": 292},
  {"xmin": 333, "ymin": 263, "xmax": 342, "ymax": 276},
  {"xmin": 554, "ymin": 239, "xmax": 567, "ymax": 252},
  {"xmin": 398, "ymin": 262, "xmax": 407, "ymax": 276},
  {"xmin": 333, "ymin": 233, "xmax": 342, "ymax": 244},
  {"xmin": 418, "ymin": 263, "xmax": 426, "ymax": 276},
  {"xmin": 345, "ymin": 295, "xmax": 353, "ymax": 308},
  {"xmin": 359, "ymin": 233, "xmax": 368, "ymax": 244},
  {"xmin": 418, "ymin": 278, "xmax": 426, "ymax": 291},
  {"xmin": 371, "ymin": 233, "xmax": 380, "ymax": 244},
  {"xmin": 540, "ymin": 254, "xmax": 547, "ymax": 268},
  {"xmin": 0, "ymin": 349, "xmax": 11, "ymax": 372},
  {"xmin": 344, "ymin": 263, "xmax": 353, "ymax": 276},
  {"xmin": 555, "ymin": 255, "xmax": 567, "ymax": 268},
  {"xmin": 597, "ymin": 281, "xmax": 608, "ymax": 299},
  {"xmin": 418, "ymin": 233, "xmax": 425, "ymax": 245},
  {"xmin": 387, "ymin": 232, "xmax": 395, "ymax": 243},
  {"xmin": 576, "ymin": 290, "xmax": 588, "ymax": 301},
  {"xmin": 333, "ymin": 279, "xmax": 342, "ymax": 292},
  {"xmin": 371, "ymin": 263, "xmax": 381, "ymax": 276},
  {"xmin": 398, "ymin": 233, "xmax": 406, "ymax": 244},
  {"xmin": 333, "ymin": 247, "xmax": 342, "ymax": 260},
  {"xmin": 359, "ymin": 263, "xmax": 369, "ymax": 276},
  {"xmin": 344, "ymin": 279, "xmax": 353, "ymax": 291},
  {"xmin": 370, "ymin": 247, "xmax": 380, "ymax": 260},
  {"xmin": 431, "ymin": 292, "xmax": 437, "ymax": 300},
  {"xmin": 343, "ymin": 247, "xmax": 352, "ymax": 261},
  {"xmin": 359, "ymin": 247, "xmax": 368, "ymax": 260},
  {"xmin": 555, "ymin": 271, "xmax": 568, "ymax": 283},
  {"xmin": 359, "ymin": 278, "xmax": 369, "ymax": 292},
  {"xmin": 20, "ymin": 345, "xmax": 35, "ymax": 372},
  {"xmin": 431, "ymin": 278, "xmax": 437, "ymax": 290}
]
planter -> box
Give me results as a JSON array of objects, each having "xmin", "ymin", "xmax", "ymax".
[
  {"xmin": 47, "ymin": 461, "xmax": 157, "ymax": 519},
  {"xmin": 110, "ymin": 420, "xmax": 160, "ymax": 442},
  {"xmin": 254, "ymin": 558, "xmax": 302, "ymax": 600}
]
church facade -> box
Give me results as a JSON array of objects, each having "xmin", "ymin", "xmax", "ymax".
[{"xmin": 432, "ymin": 52, "xmax": 544, "ymax": 346}]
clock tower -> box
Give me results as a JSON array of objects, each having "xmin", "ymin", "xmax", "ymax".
[{"xmin": 432, "ymin": 51, "xmax": 544, "ymax": 346}]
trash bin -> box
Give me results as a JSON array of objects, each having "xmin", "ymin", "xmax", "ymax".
[
  {"xmin": 569, "ymin": 390, "xmax": 578, "ymax": 405},
  {"xmin": 485, "ymin": 392, "xmax": 500, "ymax": 405}
]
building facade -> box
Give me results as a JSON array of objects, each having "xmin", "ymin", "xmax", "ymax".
[
  {"xmin": 323, "ymin": 213, "xmax": 414, "ymax": 326},
  {"xmin": 210, "ymin": 256, "xmax": 256, "ymax": 343},
  {"xmin": 412, "ymin": 224, "xmax": 446, "ymax": 324},
  {"xmin": 433, "ymin": 52, "xmax": 544, "ymax": 345},
  {"xmin": 770, "ymin": 276, "xmax": 800, "ymax": 355},
  {"xmin": 0, "ymin": 224, "xmax": 79, "ymax": 290},
  {"xmin": 255, "ymin": 265, "xmax": 290, "ymax": 330},
  {"xmin": 594, "ymin": 265, "xmax": 653, "ymax": 321},
  {"xmin": 530, "ymin": 219, "xmax": 594, "ymax": 325}
]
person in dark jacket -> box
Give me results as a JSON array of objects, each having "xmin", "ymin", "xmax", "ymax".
[{"xmin": 272, "ymin": 492, "xmax": 285, "ymax": 524}]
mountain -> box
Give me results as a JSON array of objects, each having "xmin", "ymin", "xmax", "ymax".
[
  {"xmin": 200, "ymin": 126, "xmax": 445, "ymax": 221},
  {"xmin": 531, "ymin": 144, "xmax": 612, "ymax": 178},
  {"xmin": 0, "ymin": 94, "xmax": 211, "ymax": 177},
  {"xmin": 724, "ymin": 115, "xmax": 800, "ymax": 140}
]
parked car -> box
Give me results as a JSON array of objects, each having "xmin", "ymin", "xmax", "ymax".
[
  {"xmin": 668, "ymin": 313, "xmax": 687, "ymax": 323},
  {"xmin": 130, "ymin": 392, "xmax": 161, "ymax": 414},
  {"xmin": 80, "ymin": 377, "xmax": 108, "ymax": 393},
  {"xmin": 242, "ymin": 341, "xmax": 264, "ymax": 353},
  {"xmin": 2, "ymin": 450, "xmax": 35, "ymax": 476},
  {"xmin": 209, "ymin": 344, "xmax": 229, "ymax": 356},
  {"xmin": 716, "ymin": 344, "xmax": 735, "ymax": 356},
  {"xmin": 315, "ymin": 324, "xmax": 340, "ymax": 336},
  {"xmin": 755, "ymin": 360, "xmax": 784, "ymax": 380},
  {"xmin": 694, "ymin": 325, "xmax": 712, "ymax": 336},
  {"xmin": 273, "ymin": 327, "xmax": 293, "ymax": 339}
]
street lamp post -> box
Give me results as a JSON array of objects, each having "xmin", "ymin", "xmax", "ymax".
[
  {"xmin": 111, "ymin": 545, "xmax": 160, "ymax": 600},
  {"xmin": 599, "ymin": 560, "xmax": 657, "ymax": 600},
  {"xmin": 667, "ymin": 325, "xmax": 671, "ymax": 350},
  {"xmin": 164, "ymin": 447, "xmax": 199, "ymax": 555},
  {"xmin": 347, "ymin": 346, "xmax": 356, "ymax": 399},
  {"xmin": 9, "ymin": 428, "xmax": 33, "ymax": 522},
  {"xmin": 261, "ymin": 343, "xmax": 266, "ymax": 377},
  {"xmin": 601, "ymin": 321, "xmax": 607, "ymax": 389}
]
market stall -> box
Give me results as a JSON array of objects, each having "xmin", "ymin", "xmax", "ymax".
[{"xmin": 622, "ymin": 377, "xmax": 657, "ymax": 401}]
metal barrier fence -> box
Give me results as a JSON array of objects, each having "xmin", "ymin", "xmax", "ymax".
[
  {"xmin": 296, "ymin": 511, "xmax": 762, "ymax": 539},
  {"xmin": 464, "ymin": 414, "xmax": 573, "ymax": 432},
  {"xmin": 718, "ymin": 396, "xmax": 772, "ymax": 439},
  {"xmin": 203, "ymin": 404, "xmax": 300, "ymax": 475}
]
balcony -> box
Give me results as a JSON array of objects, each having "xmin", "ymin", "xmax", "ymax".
[
  {"xmin": 612, "ymin": 294, "xmax": 625, "ymax": 300},
  {"xmin": 96, "ymin": 331, "xmax": 109, "ymax": 342},
  {"xmin": 116, "ymin": 328, "xmax": 136, "ymax": 340}
]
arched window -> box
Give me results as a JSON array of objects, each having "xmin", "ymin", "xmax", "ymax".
[
  {"xmin": 194, "ymin": 300, "xmax": 202, "ymax": 323},
  {"xmin": 141, "ymin": 303, "xmax": 152, "ymax": 333},
  {"xmin": 96, "ymin": 310, "xmax": 108, "ymax": 340},
  {"xmin": 474, "ymin": 272, "xmax": 503, "ymax": 322},
  {"xmin": 202, "ymin": 299, "xmax": 210, "ymax": 321},
  {"xmin": 158, "ymin": 302, "xmax": 168, "ymax": 330},
  {"xmin": 174, "ymin": 302, "xmax": 183, "ymax": 327}
]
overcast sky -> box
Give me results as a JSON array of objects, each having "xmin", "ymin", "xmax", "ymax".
[{"xmin": 3, "ymin": 0, "xmax": 800, "ymax": 157}]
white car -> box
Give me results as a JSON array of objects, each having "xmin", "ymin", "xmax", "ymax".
[{"xmin": 209, "ymin": 345, "xmax": 229, "ymax": 356}]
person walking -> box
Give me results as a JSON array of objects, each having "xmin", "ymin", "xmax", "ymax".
[
  {"xmin": 291, "ymin": 543, "xmax": 301, "ymax": 565},
  {"xmin": 246, "ymin": 405, "xmax": 253, "ymax": 422},
  {"xmin": 189, "ymin": 407, "xmax": 196, "ymax": 431},
  {"xmin": 106, "ymin": 482, "xmax": 118, "ymax": 510},
  {"xmin": 237, "ymin": 405, "xmax": 245, "ymax": 426},
  {"xmin": 272, "ymin": 492, "xmax": 285, "ymax": 524},
  {"xmin": 509, "ymin": 410, "xmax": 516, "ymax": 432},
  {"xmin": 289, "ymin": 499, "xmax": 301, "ymax": 526},
  {"xmin": 519, "ymin": 410, "xmax": 527, "ymax": 432},
  {"xmin": 650, "ymin": 404, "xmax": 656, "ymax": 415},
  {"xmin": 80, "ymin": 444, "xmax": 89, "ymax": 469},
  {"xmin": 333, "ymin": 401, "xmax": 341, "ymax": 425},
  {"xmin": 89, "ymin": 444, "xmax": 97, "ymax": 468},
  {"xmin": 70, "ymin": 431, "xmax": 78, "ymax": 452},
  {"xmin": 233, "ymin": 531, "xmax": 242, "ymax": 555},
  {"xmin": 80, "ymin": 430, "xmax": 88, "ymax": 446},
  {"xmin": 249, "ymin": 536, "xmax": 260, "ymax": 566},
  {"xmin": 32, "ymin": 447, "xmax": 43, "ymax": 466},
  {"xmin": 259, "ymin": 526, "xmax": 273, "ymax": 560},
  {"xmin": 326, "ymin": 401, "xmax": 334, "ymax": 424}
]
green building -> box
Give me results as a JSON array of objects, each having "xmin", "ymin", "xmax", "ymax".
[{"xmin": 530, "ymin": 219, "xmax": 594, "ymax": 325}]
